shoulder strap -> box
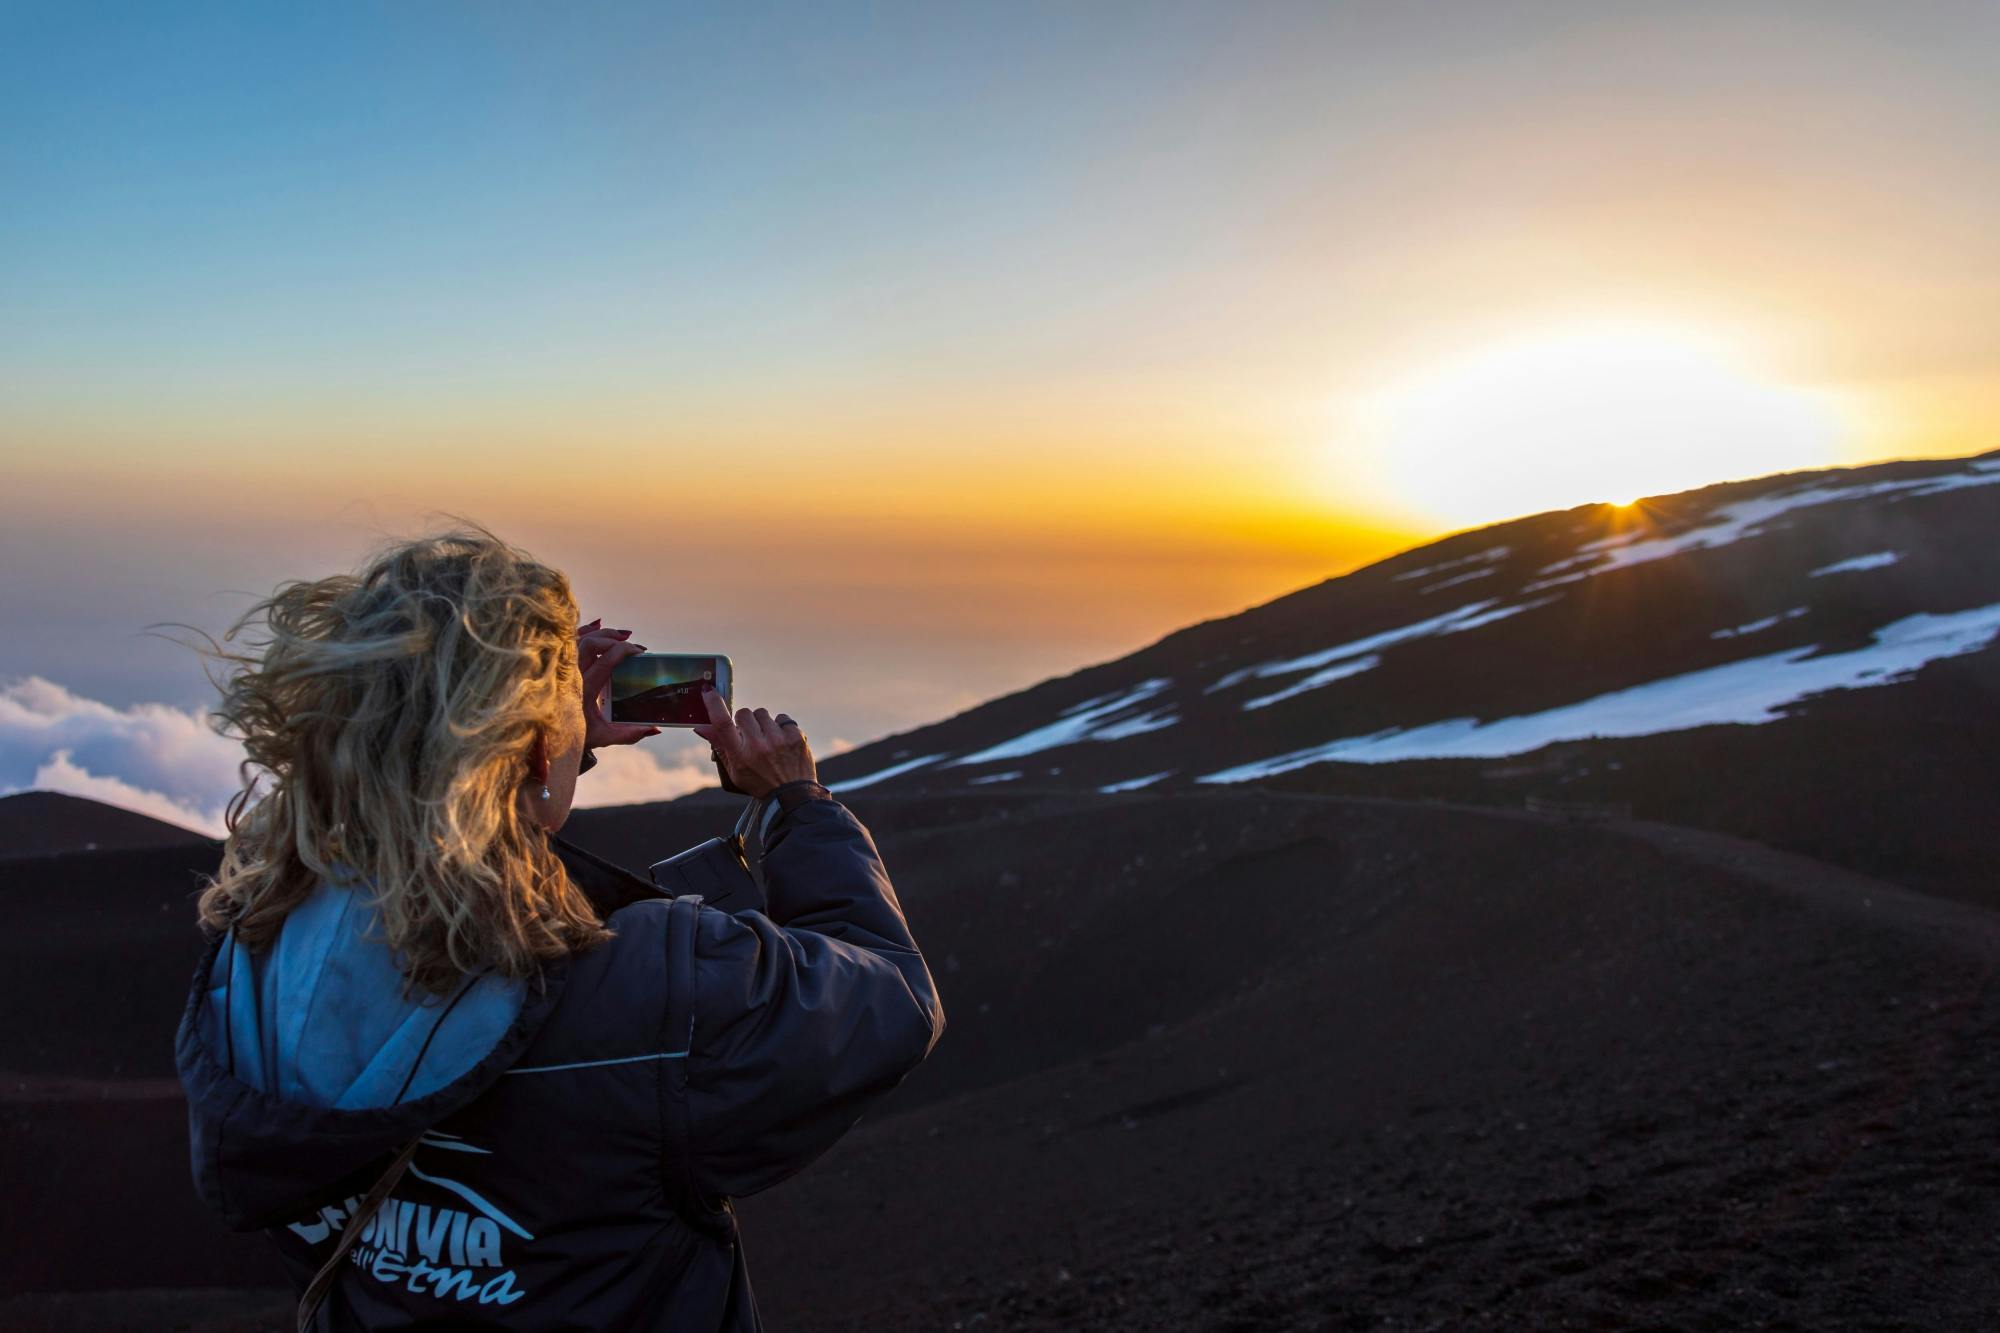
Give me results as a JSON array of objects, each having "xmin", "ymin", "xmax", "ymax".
[
  {"xmin": 295, "ymin": 1135, "xmax": 420, "ymax": 1332},
  {"xmin": 732, "ymin": 795, "xmax": 773, "ymax": 900}
]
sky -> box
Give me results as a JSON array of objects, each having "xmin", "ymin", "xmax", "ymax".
[{"xmin": 2, "ymin": 0, "xmax": 1996, "ymax": 832}]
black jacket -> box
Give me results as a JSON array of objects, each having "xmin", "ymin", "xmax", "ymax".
[{"xmin": 174, "ymin": 792, "xmax": 944, "ymax": 1330}]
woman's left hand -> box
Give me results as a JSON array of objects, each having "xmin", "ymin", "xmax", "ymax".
[{"xmin": 578, "ymin": 619, "xmax": 661, "ymax": 751}]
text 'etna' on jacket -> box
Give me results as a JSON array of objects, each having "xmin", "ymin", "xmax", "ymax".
[{"xmin": 174, "ymin": 793, "xmax": 944, "ymax": 1331}]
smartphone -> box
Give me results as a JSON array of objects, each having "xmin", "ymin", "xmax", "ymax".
[{"xmin": 608, "ymin": 653, "xmax": 733, "ymax": 726}]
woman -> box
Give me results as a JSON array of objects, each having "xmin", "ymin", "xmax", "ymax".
[{"xmin": 173, "ymin": 524, "xmax": 945, "ymax": 1331}]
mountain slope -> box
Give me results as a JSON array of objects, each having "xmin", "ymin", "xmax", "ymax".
[
  {"xmin": 0, "ymin": 791, "xmax": 214, "ymax": 859},
  {"xmin": 817, "ymin": 450, "xmax": 2000, "ymax": 901}
]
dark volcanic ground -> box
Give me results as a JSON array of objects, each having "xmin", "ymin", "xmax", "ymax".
[
  {"xmin": 6, "ymin": 789, "xmax": 2000, "ymax": 1330},
  {"xmin": 738, "ymin": 792, "xmax": 2000, "ymax": 1332},
  {"xmin": 0, "ymin": 790, "xmax": 210, "ymax": 859}
]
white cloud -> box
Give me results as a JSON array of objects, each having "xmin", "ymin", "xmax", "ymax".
[
  {"xmin": 29, "ymin": 750, "xmax": 223, "ymax": 834},
  {"xmin": 0, "ymin": 676, "xmax": 243, "ymax": 835},
  {"xmin": 572, "ymin": 737, "xmax": 717, "ymax": 808},
  {"xmin": 0, "ymin": 675, "xmax": 730, "ymax": 833}
]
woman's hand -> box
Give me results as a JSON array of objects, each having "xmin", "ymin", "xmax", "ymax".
[
  {"xmin": 691, "ymin": 685, "xmax": 817, "ymax": 798},
  {"xmin": 578, "ymin": 619, "xmax": 661, "ymax": 751}
]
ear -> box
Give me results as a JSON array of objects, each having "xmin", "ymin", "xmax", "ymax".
[{"xmin": 529, "ymin": 729, "xmax": 550, "ymax": 784}]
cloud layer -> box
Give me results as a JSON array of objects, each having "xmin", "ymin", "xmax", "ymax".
[
  {"xmin": 0, "ymin": 676, "xmax": 750, "ymax": 837},
  {"xmin": 575, "ymin": 737, "xmax": 719, "ymax": 808},
  {"xmin": 0, "ymin": 677, "xmax": 244, "ymax": 834}
]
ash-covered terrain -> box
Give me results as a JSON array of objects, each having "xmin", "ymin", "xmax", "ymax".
[
  {"xmin": 0, "ymin": 791, "xmax": 213, "ymax": 860},
  {"xmin": 8, "ymin": 789, "xmax": 2000, "ymax": 1330},
  {"xmin": 4, "ymin": 451, "xmax": 1999, "ymax": 1330}
]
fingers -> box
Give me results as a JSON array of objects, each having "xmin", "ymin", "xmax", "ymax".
[
  {"xmin": 744, "ymin": 708, "xmax": 808, "ymax": 754},
  {"xmin": 752, "ymin": 707, "xmax": 796, "ymax": 750},
  {"xmin": 696, "ymin": 691, "xmax": 807, "ymax": 788},
  {"xmin": 582, "ymin": 637, "xmax": 646, "ymax": 700},
  {"xmin": 576, "ymin": 624, "xmax": 633, "ymax": 671},
  {"xmin": 691, "ymin": 699, "xmax": 812, "ymax": 795},
  {"xmin": 580, "ymin": 634, "xmax": 638, "ymax": 678},
  {"xmin": 697, "ymin": 684, "xmax": 738, "ymax": 747}
]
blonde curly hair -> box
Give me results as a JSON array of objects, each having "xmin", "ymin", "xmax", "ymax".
[{"xmin": 181, "ymin": 519, "xmax": 609, "ymax": 996}]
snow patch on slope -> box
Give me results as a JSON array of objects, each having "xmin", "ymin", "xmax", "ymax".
[
  {"xmin": 830, "ymin": 752, "xmax": 949, "ymax": 791},
  {"xmin": 1093, "ymin": 708, "xmax": 1180, "ymax": 741},
  {"xmin": 1100, "ymin": 770, "xmax": 1175, "ymax": 793},
  {"xmin": 1058, "ymin": 688, "xmax": 1125, "ymax": 717},
  {"xmin": 944, "ymin": 678, "xmax": 1175, "ymax": 766},
  {"xmin": 832, "ymin": 752, "xmax": 948, "ymax": 784},
  {"xmin": 1198, "ymin": 602, "xmax": 2000, "ymax": 782},
  {"xmin": 1393, "ymin": 545, "xmax": 1511, "ymax": 582},
  {"xmin": 1531, "ymin": 464, "xmax": 2000, "ymax": 590},
  {"xmin": 1242, "ymin": 656, "xmax": 1380, "ymax": 711},
  {"xmin": 1420, "ymin": 568, "xmax": 1496, "ymax": 594},
  {"xmin": 1449, "ymin": 597, "xmax": 1561, "ymax": 633},
  {"xmin": 1210, "ymin": 597, "xmax": 1561, "ymax": 707},
  {"xmin": 1210, "ymin": 602, "xmax": 1493, "ymax": 694},
  {"xmin": 1810, "ymin": 551, "xmax": 1902, "ymax": 577},
  {"xmin": 1712, "ymin": 607, "xmax": 1808, "ymax": 640}
]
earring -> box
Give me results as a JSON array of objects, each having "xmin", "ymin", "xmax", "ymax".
[{"xmin": 539, "ymin": 784, "xmax": 551, "ymax": 800}]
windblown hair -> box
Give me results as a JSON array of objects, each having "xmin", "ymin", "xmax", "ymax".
[{"xmin": 186, "ymin": 520, "xmax": 609, "ymax": 996}]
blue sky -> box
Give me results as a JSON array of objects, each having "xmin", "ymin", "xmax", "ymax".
[{"xmin": 2, "ymin": 0, "xmax": 1995, "ymax": 829}]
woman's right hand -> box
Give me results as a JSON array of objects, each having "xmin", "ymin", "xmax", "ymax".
[{"xmin": 690, "ymin": 685, "xmax": 818, "ymax": 798}]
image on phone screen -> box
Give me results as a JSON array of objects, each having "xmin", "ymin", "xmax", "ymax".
[{"xmin": 608, "ymin": 653, "xmax": 734, "ymax": 726}]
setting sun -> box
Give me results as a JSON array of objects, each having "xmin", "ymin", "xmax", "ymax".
[{"xmin": 1355, "ymin": 324, "xmax": 1850, "ymax": 527}]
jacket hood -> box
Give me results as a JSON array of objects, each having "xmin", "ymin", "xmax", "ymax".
[{"xmin": 174, "ymin": 835, "xmax": 655, "ymax": 1231}]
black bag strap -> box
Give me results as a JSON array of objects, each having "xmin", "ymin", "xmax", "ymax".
[
  {"xmin": 732, "ymin": 794, "xmax": 774, "ymax": 900},
  {"xmin": 295, "ymin": 1135, "xmax": 421, "ymax": 1332},
  {"xmin": 292, "ymin": 966, "xmax": 489, "ymax": 1328}
]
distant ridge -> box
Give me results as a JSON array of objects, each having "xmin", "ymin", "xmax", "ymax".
[
  {"xmin": 0, "ymin": 791, "xmax": 215, "ymax": 860},
  {"xmin": 814, "ymin": 449, "xmax": 2000, "ymax": 902}
]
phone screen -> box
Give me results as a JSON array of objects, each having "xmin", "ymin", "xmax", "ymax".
[{"xmin": 608, "ymin": 653, "xmax": 733, "ymax": 726}]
